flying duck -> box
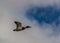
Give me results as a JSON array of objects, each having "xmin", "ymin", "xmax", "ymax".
[{"xmin": 13, "ymin": 21, "xmax": 31, "ymax": 31}]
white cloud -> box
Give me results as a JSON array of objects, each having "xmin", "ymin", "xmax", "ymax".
[{"xmin": 0, "ymin": 0, "xmax": 60, "ymax": 43}]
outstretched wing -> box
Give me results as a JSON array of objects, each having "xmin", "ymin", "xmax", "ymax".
[{"xmin": 14, "ymin": 21, "xmax": 23, "ymax": 30}]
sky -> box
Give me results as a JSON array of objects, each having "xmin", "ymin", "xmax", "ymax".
[{"xmin": 0, "ymin": 0, "xmax": 60, "ymax": 43}]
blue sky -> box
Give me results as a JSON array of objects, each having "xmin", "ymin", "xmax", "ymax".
[
  {"xmin": 25, "ymin": 5, "xmax": 60, "ymax": 36},
  {"xmin": 26, "ymin": 5, "xmax": 60, "ymax": 26}
]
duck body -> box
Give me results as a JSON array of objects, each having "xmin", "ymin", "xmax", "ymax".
[{"xmin": 13, "ymin": 21, "xmax": 31, "ymax": 31}]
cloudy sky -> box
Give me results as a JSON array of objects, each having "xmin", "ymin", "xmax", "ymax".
[{"xmin": 0, "ymin": 0, "xmax": 60, "ymax": 43}]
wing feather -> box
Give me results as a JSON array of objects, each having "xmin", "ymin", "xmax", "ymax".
[{"xmin": 14, "ymin": 21, "xmax": 23, "ymax": 30}]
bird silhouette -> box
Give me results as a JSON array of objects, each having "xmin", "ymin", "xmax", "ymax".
[{"xmin": 13, "ymin": 21, "xmax": 31, "ymax": 31}]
